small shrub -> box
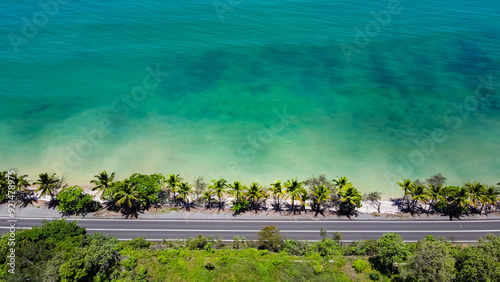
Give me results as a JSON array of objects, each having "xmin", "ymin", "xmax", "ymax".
[
  {"xmin": 258, "ymin": 226, "xmax": 283, "ymax": 252},
  {"xmin": 135, "ymin": 266, "xmax": 147, "ymax": 282},
  {"xmin": 122, "ymin": 257, "xmax": 137, "ymax": 271},
  {"xmin": 353, "ymin": 259, "xmax": 369, "ymax": 273},
  {"xmin": 369, "ymin": 273, "xmax": 380, "ymax": 281},
  {"xmin": 204, "ymin": 242, "xmax": 214, "ymax": 254},
  {"xmin": 280, "ymin": 239, "xmax": 309, "ymax": 256},
  {"xmin": 188, "ymin": 234, "xmax": 212, "ymax": 250},
  {"xmin": 345, "ymin": 240, "xmax": 369, "ymax": 256},
  {"xmin": 124, "ymin": 237, "xmax": 151, "ymax": 249},
  {"xmin": 332, "ymin": 232, "xmax": 343, "ymax": 244},
  {"xmin": 310, "ymin": 238, "xmax": 341, "ymax": 258},
  {"xmin": 313, "ymin": 263, "xmax": 324, "ymax": 275},
  {"xmin": 205, "ymin": 261, "xmax": 215, "ymax": 271},
  {"xmin": 259, "ymin": 250, "xmax": 269, "ymax": 256}
]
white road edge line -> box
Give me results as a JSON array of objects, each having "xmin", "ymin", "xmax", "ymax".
[
  {"xmin": 2, "ymin": 227, "xmax": 499, "ymax": 233},
  {"xmin": 1, "ymin": 217, "xmax": 500, "ymax": 223}
]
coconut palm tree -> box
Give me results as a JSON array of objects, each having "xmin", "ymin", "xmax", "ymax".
[
  {"xmin": 202, "ymin": 188, "xmax": 215, "ymax": 209},
  {"xmin": 409, "ymin": 184, "xmax": 429, "ymax": 215},
  {"xmin": 90, "ymin": 170, "xmax": 116, "ymax": 199},
  {"xmin": 311, "ymin": 184, "xmax": 331, "ymax": 217},
  {"xmin": 447, "ymin": 186, "xmax": 471, "ymax": 219},
  {"xmin": 247, "ymin": 182, "xmax": 265, "ymax": 213},
  {"xmin": 338, "ymin": 186, "xmax": 362, "ymax": 217},
  {"xmin": 112, "ymin": 180, "xmax": 143, "ymax": 218},
  {"xmin": 229, "ymin": 181, "xmax": 246, "ymax": 201},
  {"xmin": 333, "ymin": 176, "xmax": 351, "ymax": 194},
  {"xmin": 465, "ymin": 182, "xmax": 485, "ymax": 213},
  {"xmin": 210, "ymin": 179, "xmax": 227, "ymax": 210},
  {"xmin": 0, "ymin": 171, "xmax": 8, "ymax": 203},
  {"xmin": 397, "ymin": 179, "xmax": 414, "ymax": 211},
  {"xmin": 12, "ymin": 173, "xmax": 30, "ymax": 192},
  {"xmin": 177, "ymin": 182, "xmax": 193, "ymax": 210},
  {"xmin": 270, "ymin": 180, "xmax": 285, "ymax": 212},
  {"xmin": 298, "ymin": 188, "xmax": 309, "ymax": 213},
  {"xmin": 166, "ymin": 174, "xmax": 182, "ymax": 202},
  {"xmin": 427, "ymin": 184, "xmax": 444, "ymax": 213},
  {"xmin": 285, "ymin": 178, "xmax": 304, "ymax": 214},
  {"xmin": 479, "ymin": 186, "xmax": 500, "ymax": 214},
  {"xmin": 10, "ymin": 173, "xmax": 36, "ymax": 206},
  {"xmin": 34, "ymin": 173, "xmax": 59, "ymax": 200},
  {"xmin": 113, "ymin": 180, "xmax": 142, "ymax": 208}
]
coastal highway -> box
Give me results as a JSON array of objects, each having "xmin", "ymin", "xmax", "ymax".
[{"xmin": 1, "ymin": 217, "xmax": 500, "ymax": 242}]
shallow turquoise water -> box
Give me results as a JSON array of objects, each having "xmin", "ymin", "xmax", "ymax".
[{"xmin": 1, "ymin": 0, "xmax": 499, "ymax": 195}]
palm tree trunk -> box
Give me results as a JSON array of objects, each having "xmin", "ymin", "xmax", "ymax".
[{"xmin": 314, "ymin": 204, "xmax": 320, "ymax": 217}]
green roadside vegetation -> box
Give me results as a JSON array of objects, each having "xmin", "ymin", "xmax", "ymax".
[
  {"xmin": 1, "ymin": 171, "xmax": 499, "ymax": 219},
  {"xmin": 1, "ymin": 219, "xmax": 500, "ymax": 281}
]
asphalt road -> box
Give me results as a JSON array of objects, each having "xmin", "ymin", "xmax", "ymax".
[{"xmin": 1, "ymin": 217, "xmax": 500, "ymax": 242}]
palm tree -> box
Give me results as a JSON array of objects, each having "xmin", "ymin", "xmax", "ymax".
[
  {"xmin": 229, "ymin": 181, "xmax": 246, "ymax": 201},
  {"xmin": 34, "ymin": 173, "xmax": 59, "ymax": 200},
  {"xmin": 113, "ymin": 180, "xmax": 142, "ymax": 208},
  {"xmin": 246, "ymin": 182, "xmax": 265, "ymax": 213},
  {"xmin": 210, "ymin": 179, "xmax": 227, "ymax": 210},
  {"xmin": 409, "ymin": 184, "xmax": 429, "ymax": 215},
  {"xmin": 0, "ymin": 171, "xmax": 7, "ymax": 203},
  {"xmin": 298, "ymin": 188, "xmax": 309, "ymax": 213},
  {"xmin": 397, "ymin": 179, "xmax": 414, "ymax": 211},
  {"xmin": 90, "ymin": 170, "xmax": 115, "ymax": 199},
  {"xmin": 447, "ymin": 186, "xmax": 471, "ymax": 219},
  {"xmin": 11, "ymin": 173, "xmax": 30, "ymax": 192},
  {"xmin": 333, "ymin": 176, "xmax": 351, "ymax": 194},
  {"xmin": 479, "ymin": 186, "xmax": 500, "ymax": 214},
  {"xmin": 11, "ymin": 173, "xmax": 36, "ymax": 206},
  {"xmin": 177, "ymin": 182, "xmax": 193, "ymax": 210},
  {"xmin": 465, "ymin": 182, "xmax": 485, "ymax": 213},
  {"xmin": 311, "ymin": 184, "xmax": 331, "ymax": 216},
  {"xmin": 270, "ymin": 180, "xmax": 284, "ymax": 212},
  {"xmin": 428, "ymin": 184, "xmax": 444, "ymax": 213},
  {"xmin": 112, "ymin": 180, "xmax": 143, "ymax": 218},
  {"xmin": 166, "ymin": 174, "xmax": 182, "ymax": 203},
  {"xmin": 202, "ymin": 188, "xmax": 215, "ymax": 209},
  {"xmin": 285, "ymin": 178, "xmax": 304, "ymax": 214},
  {"xmin": 338, "ymin": 186, "xmax": 362, "ymax": 216}
]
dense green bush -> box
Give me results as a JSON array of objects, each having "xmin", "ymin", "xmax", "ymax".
[
  {"xmin": 280, "ymin": 238, "xmax": 310, "ymax": 255},
  {"xmin": 57, "ymin": 185, "xmax": 101, "ymax": 216},
  {"xmin": 345, "ymin": 239, "xmax": 378, "ymax": 256},
  {"xmin": 0, "ymin": 220, "xmax": 122, "ymax": 281},
  {"xmin": 376, "ymin": 233, "xmax": 410, "ymax": 273},
  {"xmin": 187, "ymin": 234, "xmax": 213, "ymax": 250},
  {"xmin": 455, "ymin": 234, "xmax": 500, "ymax": 282},
  {"xmin": 352, "ymin": 259, "xmax": 369, "ymax": 273},
  {"xmin": 310, "ymin": 238, "xmax": 342, "ymax": 259},
  {"xmin": 123, "ymin": 236, "xmax": 151, "ymax": 250},
  {"xmin": 399, "ymin": 236, "xmax": 456, "ymax": 282},
  {"xmin": 257, "ymin": 226, "xmax": 283, "ymax": 252},
  {"xmin": 123, "ymin": 256, "xmax": 138, "ymax": 271}
]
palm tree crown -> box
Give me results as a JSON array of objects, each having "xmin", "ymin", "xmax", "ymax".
[
  {"xmin": 229, "ymin": 181, "xmax": 246, "ymax": 201},
  {"xmin": 285, "ymin": 178, "xmax": 304, "ymax": 214},
  {"xmin": 113, "ymin": 180, "xmax": 142, "ymax": 208},
  {"xmin": 90, "ymin": 170, "xmax": 115, "ymax": 198},
  {"xmin": 34, "ymin": 173, "xmax": 59, "ymax": 200},
  {"xmin": 210, "ymin": 179, "xmax": 227, "ymax": 210}
]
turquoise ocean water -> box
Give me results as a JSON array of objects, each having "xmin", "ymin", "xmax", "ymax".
[{"xmin": 1, "ymin": 0, "xmax": 499, "ymax": 196}]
